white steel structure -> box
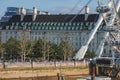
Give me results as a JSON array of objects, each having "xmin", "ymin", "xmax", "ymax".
[
  {"xmin": 78, "ymin": 0, "xmax": 120, "ymax": 79},
  {"xmin": 75, "ymin": 0, "xmax": 120, "ymax": 59}
]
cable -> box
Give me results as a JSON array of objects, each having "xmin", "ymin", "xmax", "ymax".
[
  {"xmin": 111, "ymin": 0, "xmax": 120, "ymax": 25},
  {"xmin": 0, "ymin": 0, "xmax": 6, "ymax": 18},
  {"xmin": 67, "ymin": 0, "xmax": 81, "ymax": 14},
  {"xmin": 70, "ymin": 0, "xmax": 92, "ymax": 22},
  {"xmin": 98, "ymin": 0, "xmax": 120, "ymax": 57}
]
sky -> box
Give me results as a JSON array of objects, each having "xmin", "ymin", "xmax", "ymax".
[{"xmin": 0, "ymin": 0, "xmax": 99, "ymax": 17}]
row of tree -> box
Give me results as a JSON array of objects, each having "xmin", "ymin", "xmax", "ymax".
[
  {"xmin": 0, "ymin": 31, "xmax": 96, "ymax": 62},
  {"xmin": 0, "ymin": 37, "xmax": 76, "ymax": 62}
]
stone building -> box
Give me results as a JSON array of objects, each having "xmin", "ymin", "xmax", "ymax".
[{"xmin": 0, "ymin": 7, "xmax": 108, "ymax": 54}]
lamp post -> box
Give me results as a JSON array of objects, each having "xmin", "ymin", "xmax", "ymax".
[
  {"xmin": 1, "ymin": 51, "xmax": 6, "ymax": 69},
  {"xmin": 30, "ymin": 52, "xmax": 34, "ymax": 69},
  {"xmin": 54, "ymin": 53, "xmax": 57, "ymax": 68}
]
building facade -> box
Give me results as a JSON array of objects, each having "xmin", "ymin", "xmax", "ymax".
[{"xmin": 0, "ymin": 7, "xmax": 108, "ymax": 54}]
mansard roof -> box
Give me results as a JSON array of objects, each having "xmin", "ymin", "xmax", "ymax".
[
  {"xmin": 23, "ymin": 15, "xmax": 33, "ymax": 22},
  {"xmin": 35, "ymin": 14, "xmax": 99, "ymax": 22},
  {"xmin": 2, "ymin": 14, "xmax": 104, "ymax": 31},
  {"xmin": 9, "ymin": 15, "xmax": 21, "ymax": 22},
  {"xmin": 7, "ymin": 14, "xmax": 99, "ymax": 23}
]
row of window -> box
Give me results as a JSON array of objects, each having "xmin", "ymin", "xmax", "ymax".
[
  {"xmin": 5, "ymin": 31, "xmax": 82, "ymax": 36},
  {"xmin": 6, "ymin": 25, "xmax": 95, "ymax": 30},
  {"xmin": 6, "ymin": 21, "xmax": 112, "ymax": 31},
  {"xmin": 11, "ymin": 22, "xmax": 95, "ymax": 27}
]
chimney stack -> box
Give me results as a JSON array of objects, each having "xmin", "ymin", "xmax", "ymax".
[
  {"xmin": 17, "ymin": 8, "xmax": 21, "ymax": 15},
  {"xmin": 85, "ymin": 6, "xmax": 90, "ymax": 14},
  {"xmin": 21, "ymin": 7, "xmax": 26, "ymax": 21},
  {"xmin": 33, "ymin": 7, "xmax": 37, "ymax": 21},
  {"xmin": 85, "ymin": 6, "xmax": 89, "ymax": 21}
]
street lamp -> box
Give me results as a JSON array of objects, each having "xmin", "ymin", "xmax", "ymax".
[
  {"xmin": 1, "ymin": 51, "xmax": 6, "ymax": 69},
  {"xmin": 54, "ymin": 53, "xmax": 57, "ymax": 68}
]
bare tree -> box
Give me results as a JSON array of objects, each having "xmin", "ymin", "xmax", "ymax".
[
  {"xmin": 60, "ymin": 32, "xmax": 73, "ymax": 61},
  {"xmin": 46, "ymin": 43, "xmax": 51, "ymax": 61},
  {"xmin": 42, "ymin": 39, "xmax": 46, "ymax": 61},
  {"xmin": 0, "ymin": 42, "xmax": 5, "ymax": 57},
  {"xmin": 19, "ymin": 29, "xmax": 34, "ymax": 62},
  {"xmin": 41, "ymin": 32, "xmax": 51, "ymax": 61},
  {"xmin": 0, "ymin": 42, "xmax": 6, "ymax": 68}
]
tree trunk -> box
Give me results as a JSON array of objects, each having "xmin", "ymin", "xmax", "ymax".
[
  {"xmin": 43, "ymin": 52, "xmax": 46, "ymax": 61},
  {"xmin": 21, "ymin": 54, "xmax": 24, "ymax": 62},
  {"xmin": 63, "ymin": 53, "xmax": 67, "ymax": 62},
  {"xmin": 23, "ymin": 53, "xmax": 26, "ymax": 62}
]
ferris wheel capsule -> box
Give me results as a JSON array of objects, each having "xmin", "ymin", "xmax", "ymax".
[
  {"xmin": 96, "ymin": 5, "xmax": 110, "ymax": 13},
  {"xmin": 112, "ymin": 40, "xmax": 120, "ymax": 46}
]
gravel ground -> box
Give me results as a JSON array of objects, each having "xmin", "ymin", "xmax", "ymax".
[{"xmin": 0, "ymin": 61, "xmax": 89, "ymax": 79}]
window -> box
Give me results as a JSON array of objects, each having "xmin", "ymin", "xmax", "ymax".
[
  {"xmin": 60, "ymin": 27, "xmax": 63, "ymax": 30},
  {"xmin": 49, "ymin": 27, "xmax": 51, "ymax": 30},
  {"xmin": 42, "ymin": 26, "xmax": 44, "ymax": 30},
  {"xmin": 46, "ymin": 26, "xmax": 48, "ymax": 30},
  {"xmin": 31, "ymin": 36, "xmax": 33, "ymax": 40},
  {"xmin": 24, "ymin": 22, "xmax": 28, "ymax": 26},
  {"xmin": 40, "ymin": 23, "xmax": 43, "ymax": 26},
  {"xmin": 76, "ymin": 37, "xmax": 78, "ymax": 41},
  {"xmin": 6, "ymin": 35, "xmax": 8, "ymax": 40},
  {"xmin": 65, "ymin": 23, "xmax": 68, "ymax": 26},
  {"xmin": 35, "ymin": 23, "xmax": 38, "ymax": 26},
  {"xmin": 16, "ymin": 22, "xmax": 19, "ymax": 26},
  {"xmin": 35, "ymin": 26, "xmax": 37, "ymax": 30},
  {"xmin": 28, "ymin": 22, "xmax": 31, "ymax": 26},
  {"xmin": 72, "ymin": 27, "xmax": 74, "ymax": 30},
  {"xmin": 30, "ymin": 32, "xmax": 33, "ymax": 35},
  {"xmin": 21, "ymin": 22, "xmax": 24, "ymax": 26},
  {"xmin": 6, "ymin": 26, "xmax": 9, "ymax": 29},
  {"xmin": 32, "ymin": 22, "xmax": 36, "ymax": 26},
  {"xmin": 76, "ymin": 42, "xmax": 78, "ymax": 46},
  {"xmin": 39, "ymin": 32, "xmax": 41, "ymax": 35},
  {"xmin": 35, "ymin": 32, "xmax": 37, "ymax": 35},
  {"xmin": 35, "ymin": 36, "xmax": 37, "ymax": 40},
  {"xmin": 50, "ymin": 23, "xmax": 53, "ymax": 26},
  {"xmin": 76, "ymin": 27, "xmax": 78, "ymax": 30},
  {"xmin": 58, "ymin": 23, "xmax": 60, "ymax": 26},
  {"xmin": 14, "ymin": 36, "xmax": 17, "ymax": 39},
  {"xmin": 23, "ymin": 26, "xmax": 26, "ymax": 29},
  {"xmin": 43, "ymin": 22, "xmax": 46, "ymax": 26},
  {"xmin": 86, "ymin": 22, "xmax": 89, "ymax": 26},
  {"xmin": 69, "ymin": 23, "xmax": 72, "ymax": 26},
  {"xmin": 38, "ymin": 26, "xmax": 41, "ymax": 30},
  {"xmin": 6, "ymin": 32, "xmax": 8, "ymax": 34},
  {"xmin": 10, "ymin": 32, "xmax": 12, "ymax": 34},
  {"xmin": 81, "ymin": 22, "xmax": 83, "ymax": 26},
  {"xmin": 73, "ymin": 22, "xmax": 76, "ymax": 26},
  {"xmin": 54, "ymin": 23, "xmax": 56, "ymax": 26},
  {"xmin": 68, "ymin": 27, "xmax": 70, "ymax": 30},
  {"xmin": 104, "ymin": 49, "xmax": 106, "ymax": 53},
  {"xmin": 31, "ymin": 26, "xmax": 34, "ymax": 30},
  {"xmin": 10, "ymin": 26, "xmax": 14, "ymax": 30},
  {"xmin": 64, "ymin": 27, "xmax": 66, "ymax": 30},
  {"xmin": 14, "ymin": 31, "xmax": 17, "ymax": 34},
  {"xmin": 77, "ymin": 23, "xmax": 80, "ymax": 26},
  {"xmin": 61, "ymin": 22, "xmax": 64, "ymax": 26},
  {"xmin": 12, "ymin": 22, "xmax": 15, "ymax": 26},
  {"xmin": 47, "ymin": 22, "xmax": 50, "ymax": 26},
  {"xmin": 57, "ymin": 27, "xmax": 59, "ymax": 30},
  {"xmin": 15, "ymin": 26, "xmax": 18, "ymax": 30},
  {"xmin": 53, "ymin": 27, "xmax": 55, "ymax": 30}
]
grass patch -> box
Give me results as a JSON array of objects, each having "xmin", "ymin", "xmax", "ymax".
[{"xmin": 0, "ymin": 65, "xmax": 88, "ymax": 72}]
